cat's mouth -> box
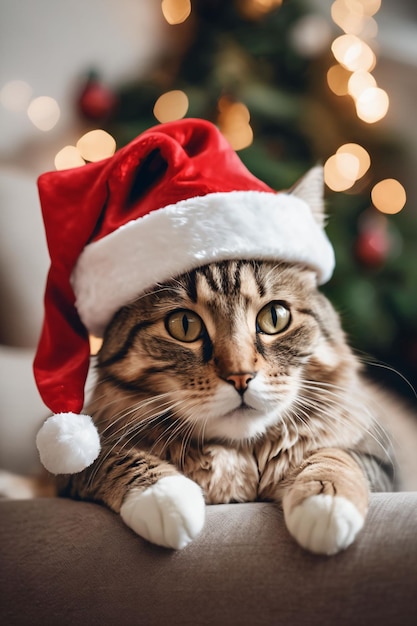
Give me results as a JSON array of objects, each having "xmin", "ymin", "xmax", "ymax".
[
  {"xmin": 199, "ymin": 383, "xmax": 285, "ymax": 441},
  {"xmin": 228, "ymin": 401, "xmax": 257, "ymax": 416},
  {"xmin": 204, "ymin": 401, "xmax": 280, "ymax": 442},
  {"xmin": 221, "ymin": 399, "xmax": 273, "ymax": 425}
]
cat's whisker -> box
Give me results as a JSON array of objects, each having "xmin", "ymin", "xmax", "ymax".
[
  {"xmin": 197, "ymin": 413, "xmax": 211, "ymax": 453},
  {"xmin": 356, "ymin": 353, "xmax": 417, "ymax": 400},
  {"xmin": 289, "ymin": 400, "xmax": 320, "ymax": 446},
  {"xmin": 87, "ymin": 411, "xmax": 175, "ymax": 489},
  {"xmin": 295, "ymin": 391, "xmax": 395, "ymax": 468},
  {"xmin": 178, "ymin": 419, "xmax": 198, "ymax": 471},
  {"xmin": 108, "ymin": 392, "xmax": 201, "ymax": 462},
  {"xmin": 113, "ymin": 409, "xmax": 170, "ymax": 450},
  {"xmin": 282, "ymin": 407, "xmax": 300, "ymax": 443},
  {"xmin": 149, "ymin": 398, "xmax": 203, "ymax": 459},
  {"xmin": 86, "ymin": 396, "xmax": 179, "ymax": 487},
  {"xmin": 99, "ymin": 394, "xmax": 176, "ymax": 440}
]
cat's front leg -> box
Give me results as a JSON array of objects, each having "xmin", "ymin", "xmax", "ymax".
[
  {"xmin": 59, "ymin": 449, "xmax": 206, "ymax": 550},
  {"xmin": 282, "ymin": 448, "xmax": 369, "ymax": 555}
]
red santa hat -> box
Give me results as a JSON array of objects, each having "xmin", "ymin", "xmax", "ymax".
[{"xmin": 34, "ymin": 118, "xmax": 335, "ymax": 475}]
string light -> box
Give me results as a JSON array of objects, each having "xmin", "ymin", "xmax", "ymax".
[
  {"xmin": 361, "ymin": 0, "xmax": 382, "ymax": 17},
  {"xmin": 325, "ymin": 0, "xmax": 404, "ymax": 207},
  {"xmin": 161, "ymin": 0, "xmax": 191, "ymax": 25},
  {"xmin": 347, "ymin": 70, "xmax": 376, "ymax": 99},
  {"xmin": 331, "ymin": 1, "xmax": 365, "ymax": 35},
  {"xmin": 153, "ymin": 90, "xmax": 189, "ymax": 123},
  {"xmin": 324, "ymin": 152, "xmax": 360, "ymax": 191},
  {"xmin": 331, "ymin": 1, "xmax": 379, "ymax": 37},
  {"xmin": 371, "ymin": 179, "xmax": 406, "ymax": 214},
  {"xmin": 360, "ymin": 16, "xmax": 378, "ymax": 39},
  {"xmin": 328, "ymin": 1, "xmax": 387, "ymax": 124},
  {"xmin": 356, "ymin": 86, "xmax": 389, "ymax": 123},
  {"xmin": 327, "ymin": 64, "xmax": 351, "ymax": 96},
  {"xmin": 27, "ymin": 96, "xmax": 60, "ymax": 131},
  {"xmin": 324, "ymin": 143, "xmax": 371, "ymax": 191},
  {"xmin": 331, "ymin": 35, "xmax": 375, "ymax": 72},
  {"xmin": 336, "ymin": 143, "xmax": 370, "ymax": 179}
]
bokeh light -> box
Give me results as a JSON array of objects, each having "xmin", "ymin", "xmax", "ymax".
[
  {"xmin": 356, "ymin": 87, "xmax": 389, "ymax": 123},
  {"xmin": 161, "ymin": 0, "xmax": 192, "ymax": 25},
  {"xmin": 371, "ymin": 179, "xmax": 406, "ymax": 214},
  {"xmin": 54, "ymin": 146, "xmax": 86, "ymax": 171},
  {"xmin": 27, "ymin": 96, "xmax": 60, "ymax": 131},
  {"xmin": 218, "ymin": 98, "xmax": 253, "ymax": 151},
  {"xmin": 0, "ymin": 80, "xmax": 32, "ymax": 111},
  {"xmin": 238, "ymin": 0, "xmax": 283, "ymax": 20},
  {"xmin": 76, "ymin": 129, "xmax": 116, "ymax": 162},
  {"xmin": 89, "ymin": 335, "xmax": 103, "ymax": 356},
  {"xmin": 348, "ymin": 71, "xmax": 376, "ymax": 100},
  {"xmin": 324, "ymin": 152, "xmax": 360, "ymax": 191},
  {"xmin": 360, "ymin": 16, "xmax": 378, "ymax": 39},
  {"xmin": 290, "ymin": 15, "xmax": 332, "ymax": 57},
  {"xmin": 153, "ymin": 90, "xmax": 189, "ymax": 123},
  {"xmin": 328, "ymin": 0, "xmax": 400, "ymax": 202},
  {"xmin": 331, "ymin": 1, "xmax": 379, "ymax": 37},
  {"xmin": 327, "ymin": 64, "xmax": 351, "ymax": 96},
  {"xmin": 331, "ymin": 35, "xmax": 375, "ymax": 72},
  {"xmin": 331, "ymin": 34, "xmax": 360, "ymax": 65},
  {"xmin": 361, "ymin": 0, "xmax": 382, "ymax": 17},
  {"xmin": 336, "ymin": 143, "xmax": 371, "ymax": 179},
  {"xmin": 331, "ymin": 1, "xmax": 364, "ymax": 35}
]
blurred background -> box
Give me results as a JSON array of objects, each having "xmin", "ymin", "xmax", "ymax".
[{"xmin": 0, "ymin": 0, "xmax": 416, "ymax": 472}]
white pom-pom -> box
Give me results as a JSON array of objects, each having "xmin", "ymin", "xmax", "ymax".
[{"xmin": 36, "ymin": 413, "xmax": 101, "ymax": 475}]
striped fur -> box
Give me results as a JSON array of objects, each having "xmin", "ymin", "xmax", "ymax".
[{"xmin": 57, "ymin": 260, "xmax": 397, "ymax": 552}]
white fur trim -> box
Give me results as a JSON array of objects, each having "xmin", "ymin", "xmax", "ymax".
[
  {"xmin": 72, "ymin": 191, "xmax": 335, "ymax": 336},
  {"xmin": 284, "ymin": 494, "xmax": 365, "ymax": 555},
  {"xmin": 120, "ymin": 475, "xmax": 206, "ymax": 549},
  {"xmin": 36, "ymin": 413, "xmax": 101, "ymax": 475}
]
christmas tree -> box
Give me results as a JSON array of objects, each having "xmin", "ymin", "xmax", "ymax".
[{"xmin": 75, "ymin": 0, "xmax": 417, "ymax": 396}]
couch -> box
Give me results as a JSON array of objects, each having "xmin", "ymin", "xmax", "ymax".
[{"xmin": 1, "ymin": 493, "xmax": 417, "ymax": 626}]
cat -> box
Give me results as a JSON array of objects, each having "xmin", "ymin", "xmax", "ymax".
[
  {"xmin": 55, "ymin": 255, "xmax": 399, "ymax": 555},
  {"xmin": 2, "ymin": 159, "xmax": 414, "ymax": 556}
]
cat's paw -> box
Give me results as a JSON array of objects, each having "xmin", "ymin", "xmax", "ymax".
[
  {"xmin": 120, "ymin": 475, "xmax": 205, "ymax": 549},
  {"xmin": 284, "ymin": 494, "xmax": 365, "ymax": 555}
]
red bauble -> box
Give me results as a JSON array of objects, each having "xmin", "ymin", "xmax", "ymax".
[
  {"xmin": 355, "ymin": 227, "xmax": 390, "ymax": 267},
  {"xmin": 78, "ymin": 75, "xmax": 118, "ymax": 122}
]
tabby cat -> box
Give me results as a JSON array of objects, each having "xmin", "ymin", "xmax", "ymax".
[{"xmin": 57, "ymin": 256, "xmax": 397, "ymax": 555}]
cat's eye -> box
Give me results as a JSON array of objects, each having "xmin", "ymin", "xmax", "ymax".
[
  {"xmin": 256, "ymin": 301, "xmax": 291, "ymax": 335},
  {"xmin": 165, "ymin": 310, "xmax": 204, "ymax": 342}
]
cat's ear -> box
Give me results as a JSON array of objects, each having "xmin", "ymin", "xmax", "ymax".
[{"xmin": 290, "ymin": 165, "xmax": 326, "ymax": 227}]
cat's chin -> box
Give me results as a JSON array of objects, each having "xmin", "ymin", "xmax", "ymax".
[{"xmin": 203, "ymin": 406, "xmax": 282, "ymax": 442}]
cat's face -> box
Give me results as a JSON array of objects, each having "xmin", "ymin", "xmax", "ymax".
[{"xmin": 96, "ymin": 260, "xmax": 354, "ymax": 445}]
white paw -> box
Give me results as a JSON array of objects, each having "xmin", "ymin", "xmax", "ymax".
[
  {"xmin": 120, "ymin": 475, "xmax": 205, "ymax": 549},
  {"xmin": 284, "ymin": 494, "xmax": 365, "ymax": 555}
]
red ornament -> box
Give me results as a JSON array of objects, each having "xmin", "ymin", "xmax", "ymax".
[
  {"xmin": 77, "ymin": 72, "xmax": 118, "ymax": 122},
  {"xmin": 355, "ymin": 227, "xmax": 390, "ymax": 267}
]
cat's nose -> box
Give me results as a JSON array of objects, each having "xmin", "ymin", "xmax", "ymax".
[{"xmin": 226, "ymin": 373, "xmax": 255, "ymax": 394}]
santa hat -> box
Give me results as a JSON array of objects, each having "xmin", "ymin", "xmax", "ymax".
[{"xmin": 34, "ymin": 118, "xmax": 335, "ymax": 475}]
